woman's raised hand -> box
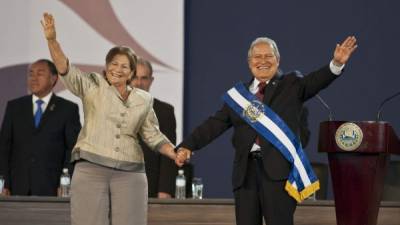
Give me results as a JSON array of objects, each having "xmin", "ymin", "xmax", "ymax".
[{"xmin": 41, "ymin": 12, "xmax": 57, "ymax": 41}]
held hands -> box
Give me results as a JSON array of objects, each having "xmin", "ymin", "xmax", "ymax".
[
  {"xmin": 333, "ymin": 36, "xmax": 358, "ymax": 66},
  {"xmin": 40, "ymin": 12, "xmax": 57, "ymax": 41},
  {"xmin": 159, "ymin": 143, "xmax": 191, "ymax": 167},
  {"xmin": 175, "ymin": 147, "xmax": 192, "ymax": 167}
]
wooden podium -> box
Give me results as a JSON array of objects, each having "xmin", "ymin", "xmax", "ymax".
[{"xmin": 318, "ymin": 121, "xmax": 400, "ymax": 225}]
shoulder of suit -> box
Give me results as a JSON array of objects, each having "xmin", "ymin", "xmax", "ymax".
[
  {"xmin": 52, "ymin": 94, "xmax": 79, "ymax": 108},
  {"xmin": 154, "ymin": 98, "xmax": 174, "ymax": 110},
  {"xmin": 277, "ymin": 71, "xmax": 302, "ymax": 83},
  {"xmin": 282, "ymin": 71, "xmax": 298, "ymax": 78},
  {"xmin": 7, "ymin": 95, "xmax": 31, "ymax": 106}
]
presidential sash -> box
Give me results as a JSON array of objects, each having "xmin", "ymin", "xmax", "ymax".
[{"xmin": 223, "ymin": 82, "xmax": 319, "ymax": 202}]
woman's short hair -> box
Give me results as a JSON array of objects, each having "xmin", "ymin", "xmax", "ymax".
[{"xmin": 105, "ymin": 46, "xmax": 137, "ymax": 73}]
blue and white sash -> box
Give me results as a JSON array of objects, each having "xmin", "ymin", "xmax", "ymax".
[{"xmin": 223, "ymin": 82, "xmax": 319, "ymax": 202}]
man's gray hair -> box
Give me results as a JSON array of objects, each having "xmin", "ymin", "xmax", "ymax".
[
  {"xmin": 247, "ymin": 37, "xmax": 280, "ymax": 61},
  {"xmin": 137, "ymin": 58, "xmax": 153, "ymax": 77}
]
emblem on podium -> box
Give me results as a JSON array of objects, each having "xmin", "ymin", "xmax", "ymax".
[{"xmin": 335, "ymin": 122, "xmax": 363, "ymax": 151}]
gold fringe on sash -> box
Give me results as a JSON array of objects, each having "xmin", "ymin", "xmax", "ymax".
[{"xmin": 285, "ymin": 180, "xmax": 320, "ymax": 203}]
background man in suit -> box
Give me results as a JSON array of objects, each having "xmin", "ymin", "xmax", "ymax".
[
  {"xmin": 130, "ymin": 58, "xmax": 178, "ymax": 198},
  {"xmin": 176, "ymin": 36, "xmax": 357, "ymax": 225},
  {"xmin": 0, "ymin": 59, "xmax": 81, "ymax": 196}
]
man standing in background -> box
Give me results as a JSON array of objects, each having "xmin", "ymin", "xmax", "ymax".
[
  {"xmin": 131, "ymin": 58, "xmax": 178, "ymax": 198},
  {"xmin": 0, "ymin": 59, "xmax": 81, "ymax": 196}
]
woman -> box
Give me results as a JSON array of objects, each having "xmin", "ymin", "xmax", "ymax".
[{"xmin": 41, "ymin": 13, "xmax": 184, "ymax": 225}]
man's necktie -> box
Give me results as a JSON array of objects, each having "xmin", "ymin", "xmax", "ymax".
[
  {"xmin": 34, "ymin": 99, "xmax": 44, "ymax": 128},
  {"xmin": 255, "ymin": 82, "xmax": 267, "ymax": 145},
  {"xmin": 256, "ymin": 82, "xmax": 267, "ymax": 100}
]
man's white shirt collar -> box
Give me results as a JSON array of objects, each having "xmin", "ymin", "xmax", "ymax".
[
  {"xmin": 32, "ymin": 92, "xmax": 53, "ymax": 113},
  {"xmin": 250, "ymin": 78, "xmax": 270, "ymax": 94}
]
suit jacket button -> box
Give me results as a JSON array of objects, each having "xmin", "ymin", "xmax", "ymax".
[
  {"xmin": 116, "ymin": 134, "xmax": 120, "ymax": 139},
  {"xmin": 115, "ymin": 147, "xmax": 120, "ymax": 152}
]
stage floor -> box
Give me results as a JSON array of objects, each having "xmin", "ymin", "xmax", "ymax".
[{"xmin": 0, "ymin": 197, "xmax": 399, "ymax": 225}]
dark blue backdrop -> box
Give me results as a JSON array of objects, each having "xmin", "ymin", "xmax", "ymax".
[{"xmin": 184, "ymin": 0, "xmax": 400, "ymax": 198}]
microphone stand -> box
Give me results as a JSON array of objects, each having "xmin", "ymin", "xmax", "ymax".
[
  {"xmin": 293, "ymin": 70, "xmax": 334, "ymax": 121},
  {"xmin": 376, "ymin": 91, "xmax": 400, "ymax": 121},
  {"xmin": 315, "ymin": 94, "xmax": 334, "ymax": 121}
]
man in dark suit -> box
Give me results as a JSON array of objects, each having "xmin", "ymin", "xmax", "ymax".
[
  {"xmin": 176, "ymin": 36, "xmax": 357, "ymax": 225},
  {"xmin": 130, "ymin": 58, "xmax": 178, "ymax": 198},
  {"xmin": 0, "ymin": 59, "xmax": 81, "ymax": 196}
]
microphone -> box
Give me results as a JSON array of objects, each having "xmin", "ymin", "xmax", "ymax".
[
  {"xmin": 376, "ymin": 90, "xmax": 400, "ymax": 121},
  {"xmin": 293, "ymin": 70, "xmax": 334, "ymax": 121}
]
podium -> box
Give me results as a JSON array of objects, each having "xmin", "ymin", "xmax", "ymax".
[{"xmin": 318, "ymin": 121, "xmax": 400, "ymax": 225}]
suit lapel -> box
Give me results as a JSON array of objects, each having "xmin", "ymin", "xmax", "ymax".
[
  {"xmin": 37, "ymin": 94, "xmax": 57, "ymax": 129},
  {"xmin": 263, "ymin": 75, "xmax": 281, "ymax": 105},
  {"xmin": 247, "ymin": 74, "xmax": 281, "ymax": 105}
]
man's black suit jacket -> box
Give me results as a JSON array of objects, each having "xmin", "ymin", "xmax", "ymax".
[
  {"xmin": 180, "ymin": 65, "xmax": 338, "ymax": 191},
  {"xmin": 0, "ymin": 94, "xmax": 81, "ymax": 196},
  {"xmin": 140, "ymin": 98, "xmax": 177, "ymax": 197}
]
